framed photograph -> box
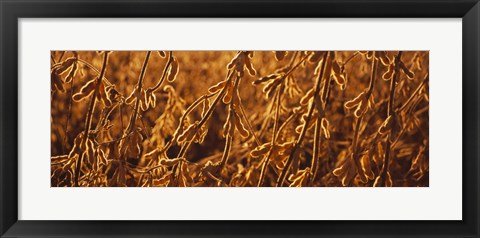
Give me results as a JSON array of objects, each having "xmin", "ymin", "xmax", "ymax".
[{"xmin": 1, "ymin": 0, "xmax": 478, "ymax": 237}]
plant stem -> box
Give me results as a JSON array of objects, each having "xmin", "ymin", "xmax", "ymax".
[
  {"xmin": 256, "ymin": 53, "xmax": 313, "ymax": 187},
  {"xmin": 366, "ymin": 56, "xmax": 378, "ymax": 98},
  {"xmin": 160, "ymin": 92, "xmax": 217, "ymax": 154},
  {"xmin": 74, "ymin": 52, "xmax": 109, "ymax": 186},
  {"xmin": 257, "ymin": 86, "xmax": 283, "ymax": 186},
  {"xmin": 380, "ymin": 51, "xmax": 403, "ymax": 186},
  {"xmin": 62, "ymin": 64, "xmax": 76, "ymax": 154},
  {"xmin": 57, "ymin": 51, "xmax": 66, "ymax": 62},
  {"xmin": 126, "ymin": 51, "xmax": 151, "ymax": 134},
  {"xmin": 236, "ymin": 95, "xmax": 261, "ymax": 146},
  {"xmin": 219, "ymin": 134, "xmax": 233, "ymax": 171},
  {"xmin": 219, "ymin": 75, "xmax": 241, "ymax": 172},
  {"xmin": 172, "ymin": 72, "xmax": 236, "ymax": 185},
  {"xmin": 342, "ymin": 51, "xmax": 360, "ymax": 66},
  {"xmin": 175, "ymin": 71, "xmax": 233, "ymax": 159},
  {"xmin": 276, "ymin": 51, "xmax": 329, "ymax": 187},
  {"xmin": 74, "ymin": 58, "xmax": 114, "ymax": 87},
  {"xmin": 310, "ymin": 52, "xmax": 338, "ymax": 184},
  {"xmin": 150, "ymin": 51, "xmax": 173, "ymax": 92},
  {"xmin": 170, "ymin": 71, "xmax": 235, "ymax": 185},
  {"xmin": 397, "ymin": 73, "xmax": 429, "ymax": 112},
  {"xmin": 352, "ymin": 116, "xmax": 362, "ymax": 155},
  {"xmin": 310, "ymin": 116, "xmax": 322, "ymax": 183}
]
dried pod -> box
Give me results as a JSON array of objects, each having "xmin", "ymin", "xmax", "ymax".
[
  {"xmin": 177, "ymin": 122, "xmax": 198, "ymax": 143},
  {"xmin": 378, "ymin": 115, "xmax": 393, "ymax": 135},
  {"xmin": 222, "ymin": 81, "xmax": 234, "ymax": 104},
  {"xmin": 289, "ymin": 168, "xmax": 311, "ymax": 187},
  {"xmin": 97, "ymin": 80, "xmax": 112, "ymax": 107},
  {"xmin": 295, "ymin": 124, "xmax": 304, "ymax": 134},
  {"xmin": 70, "ymin": 133, "xmax": 84, "ymax": 155},
  {"xmin": 332, "ymin": 61, "xmax": 346, "ymax": 86},
  {"xmin": 201, "ymin": 98, "xmax": 209, "ymax": 117},
  {"xmin": 167, "ymin": 57, "xmax": 179, "ymax": 82},
  {"xmin": 124, "ymin": 130, "xmax": 144, "ymax": 159},
  {"xmin": 376, "ymin": 51, "xmax": 390, "ymax": 66},
  {"xmin": 333, "ymin": 74, "xmax": 346, "ymax": 86},
  {"xmin": 54, "ymin": 57, "xmax": 76, "ymax": 75},
  {"xmin": 159, "ymin": 157, "xmax": 185, "ymax": 167},
  {"xmin": 51, "ymin": 72, "xmax": 65, "ymax": 93},
  {"xmin": 382, "ymin": 63, "xmax": 395, "ymax": 80},
  {"xmin": 373, "ymin": 172, "xmax": 393, "ymax": 187},
  {"xmin": 354, "ymin": 100, "xmax": 368, "ymax": 118},
  {"xmin": 344, "ymin": 91, "xmax": 366, "ymax": 109},
  {"xmin": 139, "ymin": 89, "xmax": 149, "ymax": 111},
  {"xmin": 64, "ymin": 61, "xmax": 78, "ymax": 83},
  {"xmin": 195, "ymin": 126, "xmax": 208, "ymax": 144},
  {"xmin": 321, "ymin": 118, "xmax": 330, "ymax": 139},
  {"xmin": 153, "ymin": 171, "xmax": 172, "ymax": 186},
  {"xmin": 262, "ymin": 78, "xmax": 280, "ymax": 96},
  {"xmin": 234, "ymin": 53, "xmax": 245, "ymax": 72},
  {"xmin": 85, "ymin": 138, "xmax": 97, "ymax": 166},
  {"xmin": 73, "ymin": 79, "xmax": 96, "ymax": 102},
  {"xmin": 234, "ymin": 111, "xmax": 249, "ymax": 138},
  {"xmin": 300, "ymin": 89, "xmax": 315, "ymax": 105},
  {"xmin": 245, "ymin": 57, "xmax": 256, "ymax": 76},
  {"xmin": 308, "ymin": 51, "xmax": 325, "ymax": 63},
  {"xmin": 253, "ymin": 74, "xmax": 281, "ymax": 85},
  {"xmin": 150, "ymin": 92, "xmax": 157, "ymax": 108},
  {"xmin": 144, "ymin": 89, "xmax": 156, "ymax": 109},
  {"xmin": 274, "ymin": 51, "xmax": 287, "ymax": 61},
  {"xmin": 366, "ymin": 51, "xmax": 374, "ymax": 59},
  {"xmin": 332, "ymin": 157, "xmax": 357, "ymax": 186},
  {"xmin": 208, "ymin": 80, "xmax": 228, "ymax": 94},
  {"xmin": 180, "ymin": 162, "xmax": 194, "ymax": 185},
  {"xmin": 97, "ymin": 149, "xmax": 108, "ymax": 166},
  {"xmin": 412, "ymin": 52, "xmax": 423, "ymax": 70},
  {"xmin": 226, "ymin": 57, "xmax": 236, "ymax": 70},
  {"xmin": 250, "ymin": 143, "xmax": 272, "ymax": 158},
  {"xmin": 158, "ymin": 51, "xmax": 166, "ymax": 58},
  {"xmin": 357, "ymin": 153, "xmax": 374, "ymax": 183}
]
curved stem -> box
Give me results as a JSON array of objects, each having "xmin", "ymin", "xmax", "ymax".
[
  {"xmin": 160, "ymin": 92, "xmax": 217, "ymax": 154},
  {"xmin": 62, "ymin": 62, "xmax": 76, "ymax": 154},
  {"xmin": 57, "ymin": 51, "xmax": 66, "ymax": 62},
  {"xmin": 310, "ymin": 116, "xmax": 322, "ymax": 184},
  {"xmin": 236, "ymin": 95, "xmax": 261, "ymax": 146},
  {"xmin": 352, "ymin": 116, "xmax": 363, "ymax": 155},
  {"xmin": 126, "ymin": 51, "xmax": 151, "ymax": 134},
  {"xmin": 150, "ymin": 51, "xmax": 173, "ymax": 92},
  {"xmin": 380, "ymin": 51, "xmax": 403, "ymax": 186},
  {"xmin": 74, "ymin": 52, "xmax": 109, "ymax": 186},
  {"xmin": 175, "ymin": 72, "xmax": 233, "ymax": 159},
  {"xmin": 342, "ymin": 51, "xmax": 360, "ymax": 66},
  {"xmin": 219, "ymin": 74, "xmax": 241, "ymax": 172},
  {"xmin": 75, "ymin": 58, "xmax": 114, "ymax": 87},
  {"xmin": 397, "ymin": 73, "xmax": 429, "ymax": 112},
  {"xmin": 257, "ymin": 87, "xmax": 282, "ymax": 186},
  {"xmin": 276, "ymin": 51, "xmax": 329, "ymax": 187}
]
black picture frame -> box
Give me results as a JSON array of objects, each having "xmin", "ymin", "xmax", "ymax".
[{"xmin": 1, "ymin": 0, "xmax": 479, "ymax": 237}]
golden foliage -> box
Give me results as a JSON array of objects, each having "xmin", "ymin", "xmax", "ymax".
[{"xmin": 51, "ymin": 50, "xmax": 429, "ymax": 187}]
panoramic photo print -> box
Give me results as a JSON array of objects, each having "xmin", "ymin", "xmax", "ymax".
[{"xmin": 51, "ymin": 51, "xmax": 429, "ymax": 187}]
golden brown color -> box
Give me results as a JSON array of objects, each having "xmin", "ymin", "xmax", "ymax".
[{"xmin": 51, "ymin": 51, "xmax": 429, "ymax": 187}]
